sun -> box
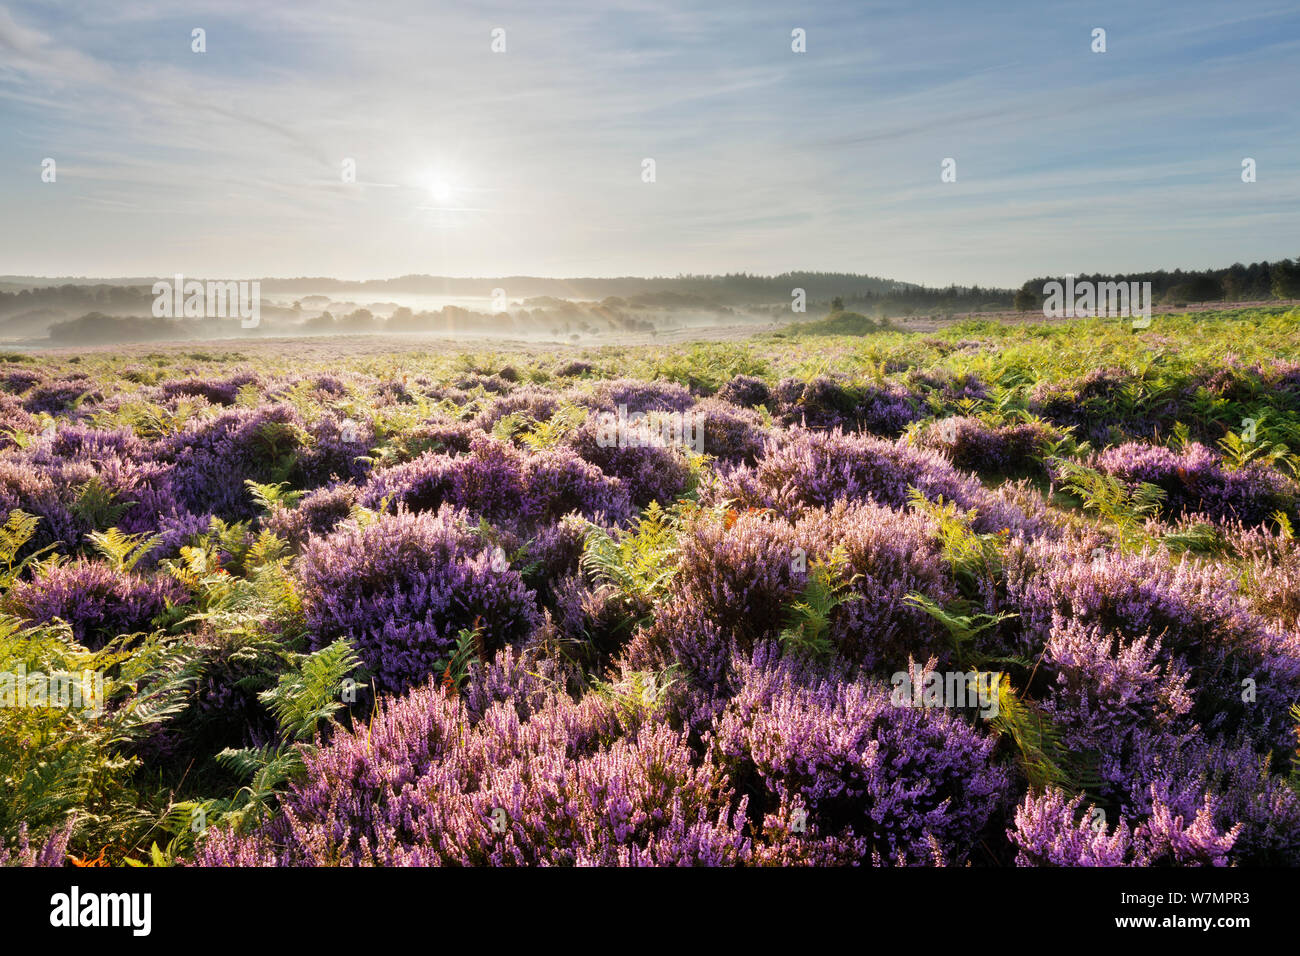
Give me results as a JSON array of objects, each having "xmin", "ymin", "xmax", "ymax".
[
  {"xmin": 428, "ymin": 180, "xmax": 454, "ymax": 204},
  {"xmin": 421, "ymin": 171, "xmax": 457, "ymax": 206}
]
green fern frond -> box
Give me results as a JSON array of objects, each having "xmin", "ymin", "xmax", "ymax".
[
  {"xmin": 87, "ymin": 527, "xmax": 162, "ymax": 573},
  {"xmin": 988, "ymin": 675, "xmax": 1099, "ymax": 794},
  {"xmin": 778, "ymin": 547, "xmax": 859, "ymax": 660},
  {"xmin": 72, "ymin": 477, "xmax": 134, "ymax": 532},
  {"xmin": 259, "ymin": 639, "xmax": 363, "ymax": 741},
  {"xmin": 246, "ymin": 480, "xmax": 305, "ymax": 515}
]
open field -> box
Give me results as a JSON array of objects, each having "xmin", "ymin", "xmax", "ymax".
[{"xmin": 3, "ymin": 306, "xmax": 1299, "ymax": 866}]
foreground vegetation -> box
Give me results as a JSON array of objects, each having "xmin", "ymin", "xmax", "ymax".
[{"xmin": 2, "ymin": 306, "xmax": 1299, "ymax": 866}]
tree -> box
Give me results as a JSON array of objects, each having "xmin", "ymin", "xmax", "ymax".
[
  {"xmin": 1270, "ymin": 260, "xmax": 1300, "ymax": 300},
  {"xmin": 830, "ymin": 296, "xmax": 844, "ymax": 312},
  {"xmin": 1013, "ymin": 287, "xmax": 1038, "ymax": 312}
]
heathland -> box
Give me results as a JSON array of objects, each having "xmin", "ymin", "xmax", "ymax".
[{"xmin": 2, "ymin": 305, "xmax": 1299, "ymax": 866}]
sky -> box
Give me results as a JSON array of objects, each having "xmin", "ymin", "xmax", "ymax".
[{"xmin": 1, "ymin": 0, "xmax": 1298, "ymax": 287}]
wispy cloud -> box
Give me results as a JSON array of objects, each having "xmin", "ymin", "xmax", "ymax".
[{"xmin": 1, "ymin": 0, "xmax": 1296, "ymax": 284}]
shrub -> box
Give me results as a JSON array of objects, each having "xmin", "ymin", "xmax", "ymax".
[
  {"xmin": 295, "ymin": 506, "xmax": 540, "ymax": 695},
  {"xmin": 711, "ymin": 644, "xmax": 1011, "ymax": 865},
  {"xmin": 6, "ymin": 559, "xmax": 185, "ymax": 649}
]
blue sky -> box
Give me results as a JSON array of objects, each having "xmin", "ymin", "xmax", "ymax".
[{"xmin": 1, "ymin": 0, "xmax": 1297, "ymax": 285}]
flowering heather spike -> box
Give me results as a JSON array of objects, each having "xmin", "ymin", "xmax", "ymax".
[
  {"xmin": 0, "ymin": 821, "xmax": 75, "ymax": 868},
  {"xmin": 1009, "ymin": 788, "xmax": 1139, "ymax": 866},
  {"xmin": 1009, "ymin": 787, "xmax": 1240, "ymax": 866}
]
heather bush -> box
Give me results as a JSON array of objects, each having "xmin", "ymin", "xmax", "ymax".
[
  {"xmin": 362, "ymin": 435, "xmax": 632, "ymax": 529},
  {"xmin": 1003, "ymin": 536, "xmax": 1300, "ymax": 753},
  {"xmin": 194, "ymin": 678, "xmax": 750, "ymax": 866},
  {"xmin": 587, "ymin": 378, "xmax": 697, "ymax": 414},
  {"xmin": 716, "ymin": 374, "xmax": 772, "ymax": 410},
  {"xmin": 796, "ymin": 502, "xmax": 959, "ymax": 673},
  {"xmin": 265, "ymin": 483, "xmax": 360, "ymax": 548},
  {"xmin": 915, "ymin": 416, "xmax": 1056, "ymax": 474},
  {"xmin": 159, "ymin": 372, "xmax": 259, "ymax": 406},
  {"xmin": 691, "ymin": 398, "xmax": 769, "ymax": 464},
  {"xmin": 295, "ymin": 505, "xmax": 540, "ymax": 694},
  {"xmin": 6, "ymin": 559, "xmax": 185, "ymax": 649},
  {"xmin": 852, "ymin": 382, "xmax": 923, "ymax": 436},
  {"xmin": 1095, "ymin": 441, "xmax": 1297, "ymax": 525},
  {"xmin": 23, "ymin": 375, "xmax": 101, "ymax": 415},
  {"xmin": 472, "ymin": 386, "xmax": 560, "ymax": 431},
  {"xmin": 717, "ymin": 428, "xmax": 1040, "ymax": 536},
  {"xmin": 673, "ymin": 508, "xmax": 806, "ymax": 647},
  {"xmin": 565, "ymin": 418, "xmax": 692, "ymax": 508},
  {"xmin": 710, "ymin": 643, "xmax": 1011, "ymax": 865},
  {"xmin": 773, "ymin": 376, "xmax": 857, "ymax": 430},
  {"xmin": 160, "ymin": 405, "xmax": 312, "ymax": 518}
]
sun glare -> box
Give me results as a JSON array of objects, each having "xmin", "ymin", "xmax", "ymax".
[{"xmin": 422, "ymin": 171, "xmax": 457, "ymax": 206}]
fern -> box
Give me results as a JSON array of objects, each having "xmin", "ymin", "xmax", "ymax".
[
  {"xmin": 433, "ymin": 624, "xmax": 485, "ymax": 696},
  {"xmin": 987, "ymin": 675, "xmax": 1098, "ymax": 794},
  {"xmin": 493, "ymin": 403, "xmax": 589, "ymax": 450},
  {"xmin": 260, "ymin": 639, "xmax": 363, "ymax": 741},
  {"xmin": 1161, "ymin": 521, "xmax": 1227, "ymax": 556},
  {"xmin": 96, "ymin": 399, "xmax": 200, "ymax": 439},
  {"xmin": 590, "ymin": 664, "xmax": 681, "ymax": 727},
  {"xmin": 0, "ymin": 617, "xmax": 200, "ymax": 859},
  {"xmin": 906, "ymin": 489, "xmax": 1005, "ymax": 597},
  {"xmin": 246, "ymin": 480, "xmax": 304, "ymax": 515},
  {"xmin": 522, "ymin": 403, "xmax": 589, "ymax": 450},
  {"xmin": 72, "ymin": 477, "xmax": 133, "ymax": 532},
  {"xmin": 0, "ymin": 510, "xmax": 51, "ymax": 589},
  {"xmin": 778, "ymin": 547, "xmax": 859, "ymax": 660},
  {"xmin": 165, "ymin": 529, "xmax": 305, "ymax": 646},
  {"xmin": 903, "ymin": 592, "xmax": 1017, "ymax": 671},
  {"xmin": 87, "ymin": 528, "xmax": 162, "ymax": 573},
  {"xmin": 165, "ymin": 640, "xmax": 364, "ymax": 844},
  {"xmin": 579, "ymin": 501, "xmax": 689, "ymax": 616},
  {"xmin": 1052, "ymin": 459, "xmax": 1165, "ymax": 550}
]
